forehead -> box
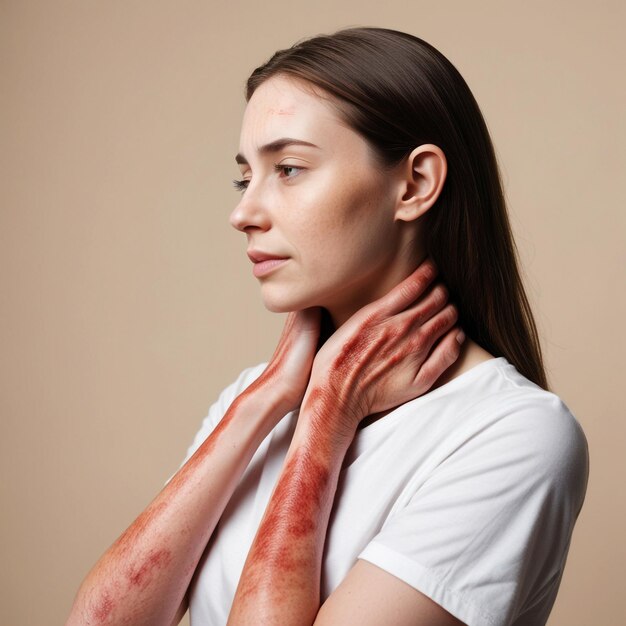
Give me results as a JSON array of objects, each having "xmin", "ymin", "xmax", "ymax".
[{"xmin": 238, "ymin": 75, "xmax": 347, "ymax": 150}]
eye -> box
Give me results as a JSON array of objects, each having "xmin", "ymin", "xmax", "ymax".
[
  {"xmin": 231, "ymin": 164, "xmax": 304, "ymax": 193},
  {"xmin": 273, "ymin": 163, "xmax": 303, "ymax": 179},
  {"xmin": 231, "ymin": 178, "xmax": 249, "ymax": 192}
]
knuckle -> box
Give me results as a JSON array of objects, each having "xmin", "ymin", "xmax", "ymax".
[
  {"xmin": 377, "ymin": 326, "xmax": 394, "ymax": 344},
  {"xmin": 388, "ymin": 350, "xmax": 404, "ymax": 367},
  {"xmin": 447, "ymin": 337, "xmax": 461, "ymax": 360},
  {"xmin": 421, "ymin": 258, "xmax": 438, "ymax": 280},
  {"xmin": 434, "ymin": 283, "xmax": 448, "ymax": 303},
  {"xmin": 446, "ymin": 303, "xmax": 459, "ymax": 322},
  {"xmin": 400, "ymin": 316, "xmax": 415, "ymax": 336},
  {"xmin": 413, "ymin": 329, "xmax": 428, "ymax": 352},
  {"xmin": 358, "ymin": 307, "xmax": 380, "ymax": 329},
  {"xmin": 399, "ymin": 282, "xmax": 417, "ymax": 302},
  {"xmin": 415, "ymin": 360, "xmax": 433, "ymax": 386},
  {"xmin": 409, "ymin": 305, "xmax": 425, "ymax": 326}
]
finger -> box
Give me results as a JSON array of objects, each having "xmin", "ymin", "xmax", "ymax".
[
  {"xmin": 398, "ymin": 281, "xmax": 449, "ymax": 327},
  {"xmin": 414, "ymin": 325, "xmax": 465, "ymax": 390},
  {"xmin": 364, "ymin": 256, "xmax": 439, "ymax": 320},
  {"xmin": 413, "ymin": 302, "xmax": 459, "ymax": 356}
]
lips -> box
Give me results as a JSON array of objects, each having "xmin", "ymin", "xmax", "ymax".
[
  {"xmin": 247, "ymin": 250, "xmax": 289, "ymax": 263},
  {"xmin": 247, "ymin": 249, "xmax": 290, "ymax": 278}
]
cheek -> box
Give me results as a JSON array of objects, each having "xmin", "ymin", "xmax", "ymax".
[
  {"xmin": 300, "ymin": 181, "xmax": 389, "ymax": 254},
  {"xmin": 305, "ymin": 188, "xmax": 392, "ymax": 273}
]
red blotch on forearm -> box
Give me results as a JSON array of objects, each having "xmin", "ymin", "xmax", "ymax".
[
  {"xmin": 181, "ymin": 367, "xmax": 277, "ymax": 470},
  {"xmin": 83, "ymin": 508, "xmax": 174, "ymax": 623},
  {"xmin": 234, "ymin": 442, "xmax": 335, "ymax": 605},
  {"xmin": 127, "ymin": 547, "xmax": 172, "ymax": 589},
  {"xmin": 91, "ymin": 590, "xmax": 114, "ymax": 622},
  {"xmin": 255, "ymin": 450, "xmax": 329, "ymax": 560}
]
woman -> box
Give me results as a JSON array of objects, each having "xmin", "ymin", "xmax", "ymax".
[{"xmin": 67, "ymin": 27, "xmax": 589, "ymax": 626}]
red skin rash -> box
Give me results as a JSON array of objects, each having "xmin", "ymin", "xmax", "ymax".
[
  {"xmin": 178, "ymin": 366, "xmax": 281, "ymax": 472},
  {"xmin": 91, "ymin": 590, "xmax": 114, "ymax": 622},
  {"xmin": 305, "ymin": 381, "xmax": 362, "ymax": 447},
  {"xmin": 230, "ymin": 318, "xmax": 413, "ymax": 621},
  {"xmin": 235, "ymin": 447, "xmax": 331, "ymax": 603},
  {"xmin": 79, "ymin": 357, "xmax": 292, "ymax": 625},
  {"xmin": 332, "ymin": 325, "xmax": 406, "ymax": 375},
  {"xmin": 84, "ymin": 381, "xmax": 258, "ymax": 623},
  {"xmin": 85, "ymin": 508, "xmax": 175, "ymax": 623},
  {"xmin": 165, "ymin": 381, "xmax": 258, "ymax": 490},
  {"xmin": 228, "ymin": 384, "xmax": 353, "ymax": 624},
  {"xmin": 331, "ymin": 328, "xmax": 374, "ymax": 372},
  {"xmin": 314, "ymin": 322, "xmax": 409, "ymax": 436},
  {"xmin": 112, "ymin": 502, "xmax": 169, "ymax": 556},
  {"xmin": 127, "ymin": 548, "xmax": 172, "ymax": 589}
]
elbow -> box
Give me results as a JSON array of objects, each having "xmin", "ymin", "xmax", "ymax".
[{"xmin": 65, "ymin": 580, "xmax": 115, "ymax": 626}]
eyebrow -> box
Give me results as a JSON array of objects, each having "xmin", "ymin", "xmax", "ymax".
[{"xmin": 235, "ymin": 138, "xmax": 321, "ymax": 165}]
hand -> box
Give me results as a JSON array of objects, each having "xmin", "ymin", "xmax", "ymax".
[
  {"xmin": 259, "ymin": 306, "xmax": 322, "ymax": 414},
  {"xmin": 302, "ymin": 257, "xmax": 464, "ymax": 439}
]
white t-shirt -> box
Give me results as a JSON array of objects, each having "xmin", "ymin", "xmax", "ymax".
[{"xmin": 175, "ymin": 356, "xmax": 588, "ymax": 626}]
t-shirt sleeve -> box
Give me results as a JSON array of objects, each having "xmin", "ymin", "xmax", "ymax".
[
  {"xmin": 164, "ymin": 361, "xmax": 269, "ymax": 485},
  {"xmin": 357, "ymin": 395, "xmax": 589, "ymax": 626}
]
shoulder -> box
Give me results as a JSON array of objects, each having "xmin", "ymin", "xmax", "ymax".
[
  {"xmin": 408, "ymin": 356, "xmax": 590, "ymax": 510},
  {"xmin": 454, "ymin": 359, "xmax": 590, "ymax": 509},
  {"xmin": 488, "ymin": 362, "xmax": 587, "ymax": 464},
  {"xmin": 345, "ymin": 360, "xmax": 589, "ymax": 625}
]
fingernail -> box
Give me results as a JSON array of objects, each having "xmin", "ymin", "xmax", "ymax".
[{"xmin": 456, "ymin": 330, "xmax": 466, "ymax": 344}]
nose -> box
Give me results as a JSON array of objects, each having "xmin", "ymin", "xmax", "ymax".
[{"xmin": 229, "ymin": 186, "xmax": 272, "ymax": 233}]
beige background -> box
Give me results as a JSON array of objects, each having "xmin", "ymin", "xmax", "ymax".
[{"xmin": 1, "ymin": 1, "xmax": 624, "ymax": 624}]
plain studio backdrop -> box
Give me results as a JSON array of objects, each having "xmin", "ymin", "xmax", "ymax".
[{"xmin": 1, "ymin": 2, "xmax": 624, "ymax": 625}]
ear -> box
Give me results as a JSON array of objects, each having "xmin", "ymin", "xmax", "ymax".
[{"xmin": 393, "ymin": 144, "xmax": 447, "ymax": 223}]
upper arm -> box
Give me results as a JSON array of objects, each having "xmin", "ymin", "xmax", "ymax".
[
  {"xmin": 314, "ymin": 559, "xmax": 465, "ymax": 626},
  {"xmin": 317, "ymin": 399, "xmax": 588, "ymax": 626}
]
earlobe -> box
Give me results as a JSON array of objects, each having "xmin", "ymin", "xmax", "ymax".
[{"xmin": 394, "ymin": 144, "xmax": 447, "ymax": 223}]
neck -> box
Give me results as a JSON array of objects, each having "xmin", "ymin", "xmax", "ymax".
[
  {"xmin": 326, "ymin": 248, "xmax": 429, "ymax": 330},
  {"xmin": 356, "ymin": 338, "xmax": 495, "ymax": 430}
]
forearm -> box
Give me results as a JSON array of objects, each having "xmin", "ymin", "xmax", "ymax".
[
  {"xmin": 227, "ymin": 398, "xmax": 354, "ymax": 625},
  {"xmin": 67, "ymin": 381, "xmax": 288, "ymax": 626}
]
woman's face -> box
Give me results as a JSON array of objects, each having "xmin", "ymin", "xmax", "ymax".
[{"xmin": 230, "ymin": 74, "xmax": 416, "ymax": 326}]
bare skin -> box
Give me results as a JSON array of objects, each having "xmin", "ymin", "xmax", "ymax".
[
  {"xmin": 227, "ymin": 258, "xmax": 466, "ymax": 624},
  {"xmin": 67, "ymin": 74, "xmax": 492, "ymax": 624},
  {"xmin": 65, "ymin": 306, "xmax": 322, "ymax": 625},
  {"xmin": 66, "ymin": 258, "xmax": 467, "ymax": 626},
  {"xmin": 224, "ymin": 63, "xmax": 494, "ymax": 619}
]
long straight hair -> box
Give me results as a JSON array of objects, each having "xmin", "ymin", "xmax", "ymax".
[{"xmin": 244, "ymin": 27, "xmax": 549, "ymax": 391}]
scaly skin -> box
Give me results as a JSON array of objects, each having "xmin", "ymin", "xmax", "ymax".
[
  {"xmin": 227, "ymin": 399, "xmax": 354, "ymax": 626},
  {"xmin": 227, "ymin": 261, "xmax": 464, "ymax": 626}
]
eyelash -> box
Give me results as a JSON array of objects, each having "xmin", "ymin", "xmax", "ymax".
[{"xmin": 232, "ymin": 163, "xmax": 302, "ymax": 192}]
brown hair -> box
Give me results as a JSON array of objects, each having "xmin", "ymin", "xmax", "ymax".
[{"xmin": 244, "ymin": 26, "xmax": 549, "ymax": 390}]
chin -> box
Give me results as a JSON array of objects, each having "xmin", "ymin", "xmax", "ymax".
[
  {"xmin": 262, "ymin": 297, "xmax": 318, "ymax": 314},
  {"xmin": 259, "ymin": 285, "xmax": 325, "ymax": 313},
  {"xmin": 262, "ymin": 299, "xmax": 292, "ymax": 313}
]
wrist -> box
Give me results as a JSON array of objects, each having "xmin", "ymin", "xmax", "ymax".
[
  {"xmin": 298, "ymin": 383, "xmax": 359, "ymax": 454},
  {"xmin": 227, "ymin": 379, "xmax": 292, "ymax": 445}
]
